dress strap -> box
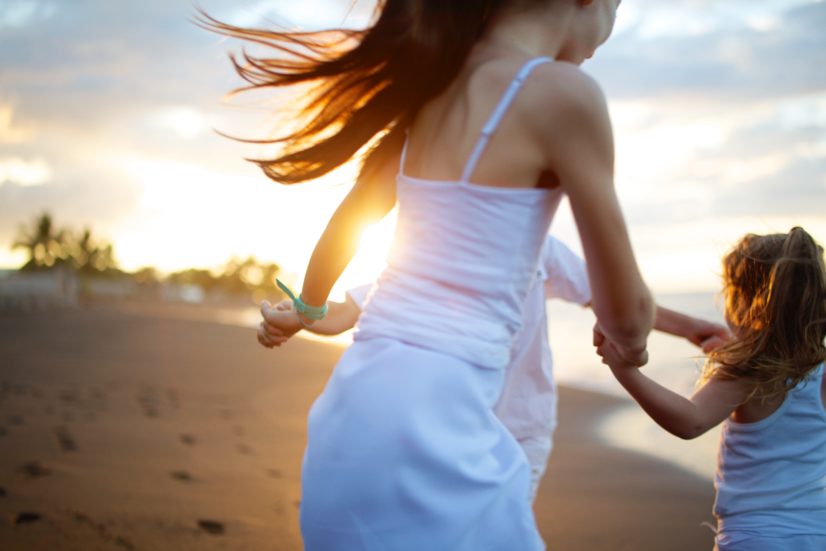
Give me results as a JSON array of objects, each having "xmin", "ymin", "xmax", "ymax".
[
  {"xmin": 460, "ymin": 56, "xmax": 553, "ymax": 183},
  {"xmin": 398, "ymin": 133, "xmax": 410, "ymax": 176}
]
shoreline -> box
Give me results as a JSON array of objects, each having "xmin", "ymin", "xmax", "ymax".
[
  {"xmin": 0, "ymin": 302, "xmax": 715, "ymax": 549},
  {"xmin": 75, "ymin": 299, "xmax": 724, "ymax": 484}
]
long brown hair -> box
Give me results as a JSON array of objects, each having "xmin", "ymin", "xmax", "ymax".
[
  {"xmin": 197, "ymin": 1, "xmax": 530, "ymax": 185},
  {"xmin": 705, "ymin": 227, "xmax": 826, "ymax": 401}
]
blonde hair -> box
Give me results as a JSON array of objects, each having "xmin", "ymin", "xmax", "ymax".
[{"xmin": 704, "ymin": 227, "xmax": 826, "ymax": 402}]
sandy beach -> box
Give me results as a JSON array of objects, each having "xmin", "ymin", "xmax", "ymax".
[{"xmin": 0, "ymin": 302, "xmax": 716, "ymax": 550}]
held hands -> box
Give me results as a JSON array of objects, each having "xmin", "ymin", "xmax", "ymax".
[
  {"xmin": 688, "ymin": 320, "xmax": 730, "ymax": 354},
  {"xmin": 593, "ymin": 323, "xmax": 649, "ymax": 370},
  {"xmin": 595, "ymin": 312, "xmax": 733, "ymax": 370},
  {"xmin": 256, "ymin": 299, "xmax": 302, "ymax": 349}
]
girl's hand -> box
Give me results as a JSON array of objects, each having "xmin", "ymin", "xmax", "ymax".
[
  {"xmin": 593, "ymin": 324, "xmax": 648, "ymax": 369},
  {"xmin": 699, "ymin": 334, "xmax": 728, "ymax": 354},
  {"xmin": 256, "ymin": 300, "xmax": 302, "ymax": 349},
  {"xmin": 686, "ymin": 319, "xmax": 731, "ymax": 350}
]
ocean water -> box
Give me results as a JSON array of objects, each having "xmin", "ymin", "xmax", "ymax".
[{"xmin": 238, "ymin": 291, "xmax": 726, "ymax": 481}]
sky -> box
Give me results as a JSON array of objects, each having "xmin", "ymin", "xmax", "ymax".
[{"xmin": 1, "ymin": 0, "xmax": 824, "ymax": 297}]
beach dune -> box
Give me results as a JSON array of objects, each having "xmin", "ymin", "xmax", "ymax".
[{"xmin": 0, "ymin": 303, "xmax": 715, "ymax": 550}]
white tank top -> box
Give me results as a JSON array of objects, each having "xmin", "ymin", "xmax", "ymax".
[
  {"xmin": 714, "ymin": 363, "xmax": 826, "ymax": 539},
  {"xmin": 353, "ymin": 57, "xmax": 562, "ymax": 369}
]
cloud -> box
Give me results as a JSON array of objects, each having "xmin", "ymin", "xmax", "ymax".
[
  {"xmin": 0, "ymin": 157, "xmax": 52, "ymax": 186},
  {"xmin": 0, "ymin": 103, "xmax": 37, "ymax": 143},
  {"xmin": 1, "ymin": 0, "xmax": 824, "ymax": 283},
  {"xmin": 591, "ymin": 1, "xmax": 826, "ymax": 100},
  {"xmin": 0, "ymin": 0, "xmax": 58, "ymax": 29},
  {"xmin": 0, "ymin": 167, "xmax": 143, "ymax": 246}
]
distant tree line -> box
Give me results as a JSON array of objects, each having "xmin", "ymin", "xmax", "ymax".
[
  {"xmin": 11, "ymin": 212, "xmax": 281, "ymax": 299},
  {"xmin": 13, "ymin": 212, "xmax": 117, "ymax": 273}
]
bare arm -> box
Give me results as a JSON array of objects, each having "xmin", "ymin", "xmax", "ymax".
[
  {"xmin": 608, "ymin": 363, "xmax": 750, "ymax": 440},
  {"xmin": 258, "ymin": 296, "xmax": 362, "ymax": 347},
  {"xmin": 654, "ymin": 306, "xmax": 731, "ymax": 353},
  {"xmin": 299, "ymin": 156, "xmax": 398, "ymax": 311},
  {"xmin": 539, "ymin": 236, "xmax": 728, "ymax": 353},
  {"xmin": 258, "ymin": 150, "xmax": 398, "ymax": 341},
  {"xmin": 283, "ymin": 297, "xmax": 361, "ymax": 333},
  {"xmin": 536, "ymin": 64, "xmax": 654, "ymax": 360}
]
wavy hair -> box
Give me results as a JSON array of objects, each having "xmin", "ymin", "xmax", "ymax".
[
  {"xmin": 704, "ymin": 227, "xmax": 826, "ymax": 402},
  {"xmin": 196, "ymin": 1, "xmax": 537, "ymax": 185}
]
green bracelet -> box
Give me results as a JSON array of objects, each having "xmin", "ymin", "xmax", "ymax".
[{"xmin": 276, "ymin": 278, "xmax": 328, "ymax": 321}]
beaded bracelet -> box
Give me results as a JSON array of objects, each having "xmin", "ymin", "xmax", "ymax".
[{"xmin": 276, "ymin": 278, "xmax": 328, "ymax": 321}]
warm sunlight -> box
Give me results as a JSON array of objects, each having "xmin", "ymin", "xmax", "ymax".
[
  {"xmin": 2, "ymin": 3, "xmax": 825, "ymax": 550},
  {"xmin": 333, "ymin": 211, "xmax": 397, "ymax": 299}
]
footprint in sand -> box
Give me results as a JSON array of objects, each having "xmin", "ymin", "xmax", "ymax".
[
  {"xmin": 14, "ymin": 511, "xmax": 42, "ymax": 525},
  {"xmin": 19, "ymin": 461, "xmax": 51, "ymax": 479},
  {"xmin": 237, "ymin": 444, "xmax": 254, "ymax": 456},
  {"xmin": 9, "ymin": 414, "xmax": 24, "ymax": 426},
  {"xmin": 72, "ymin": 511, "xmax": 137, "ymax": 551},
  {"xmin": 137, "ymin": 386, "xmax": 161, "ymax": 418},
  {"xmin": 170, "ymin": 470, "xmax": 196, "ymax": 483},
  {"xmin": 266, "ymin": 468, "xmax": 283, "ymax": 479},
  {"xmin": 197, "ymin": 519, "xmax": 225, "ymax": 535},
  {"xmin": 232, "ymin": 425, "xmax": 245, "ymax": 437},
  {"xmin": 90, "ymin": 386, "xmax": 106, "ymax": 402},
  {"xmin": 54, "ymin": 426, "xmax": 78, "ymax": 452},
  {"xmin": 179, "ymin": 433, "xmax": 197, "ymax": 446},
  {"xmin": 58, "ymin": 388, "xmax": 79, "ymax": 406},
  {"xmin": 219, "ymin": 408, "xmax": 232, "ymax": 421},
  {"xmin": 0, "ymin": 425, "xmax": 7, "ymax": 437},
  {"xmin": 0, "ymin": 487, "xmax": 7, "ymax": 497}
]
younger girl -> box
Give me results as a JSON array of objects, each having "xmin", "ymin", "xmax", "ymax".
[{"xmin": 599, "ymin": 227, "xmax": 826, "ymax": 550}]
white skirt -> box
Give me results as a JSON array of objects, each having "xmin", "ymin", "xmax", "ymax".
[{"xmin": 300, "ymin": 337, "xmax": 545, "ymax": 550}]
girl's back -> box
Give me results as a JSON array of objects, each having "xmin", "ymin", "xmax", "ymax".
[
  {"xmin": 403, "ymin": 54, "xmax": 561, "ymax": 189},
  {"xmin": 354, "ymin": 56, "xmax": 562, "ymax": 369},
  {"xmin": 715, "ymin": 363, "xmax": 826, "ymax": 550}
]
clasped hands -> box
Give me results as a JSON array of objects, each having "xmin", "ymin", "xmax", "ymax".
[
  {"xmin": 593, "ymin": 318, "xmax": 730, "ymax": 370},
  {"xmin": 256, "ymin": 299, "xmax": 301, "ymax": 349},
  {"xmin": 593, "ymin": 325, "xmax": 649, "ymax": 370}
]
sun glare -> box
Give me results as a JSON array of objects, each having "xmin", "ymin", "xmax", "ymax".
[{"xmin": 330, "ymin": 211, "xmax": 398, "ymax": 301}]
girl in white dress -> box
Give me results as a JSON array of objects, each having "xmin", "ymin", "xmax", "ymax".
[
  {"xmin": 210, "ymin": 0, "xmax": 652, "ymax": 548},
  {"xmin": 600, "ymin": 227, "xmax": 826, "ymax": 550},
  {"xmin": 261, "ymin": 235, "xmax": 729, "ymax": 503}
]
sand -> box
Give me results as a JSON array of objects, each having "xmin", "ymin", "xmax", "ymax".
[{"xmin": 0, "ymin": 302, "xmax": 716, "ymax": 550}]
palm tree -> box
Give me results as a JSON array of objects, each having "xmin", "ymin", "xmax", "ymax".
[
  {"xmin": 70, "ymin": 228, "xmax": 118, "ymax": 273},
  {"xmin": 12, "ymin": 212, "xmax": 68, "ymax": 270}
]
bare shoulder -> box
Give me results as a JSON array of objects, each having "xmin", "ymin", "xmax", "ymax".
[
  {"xmin": 514, "ymin": 62, "xmax": 613, "ymax": 181},
  {"xmin": 521, "ymin": 62, "xmax": 611, "ymax": 140}
]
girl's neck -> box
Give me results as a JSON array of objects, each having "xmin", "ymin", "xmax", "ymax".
[{"xmin": 479, "ymin": 4, "xmax": 575, "ymax": 62}]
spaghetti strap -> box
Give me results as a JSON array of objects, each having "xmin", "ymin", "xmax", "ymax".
[
  {"xmin": 399, "ymin": 133, "xmax": 410, "ymax": 176},
  {"xmin": 460, "ymin": 56, "xmax": 553, "ymax": 183}
]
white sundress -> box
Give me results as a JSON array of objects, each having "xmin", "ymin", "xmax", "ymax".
[{"xmin": 300, "ymin": 56, "xmax": 561, "ymax": 550}]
